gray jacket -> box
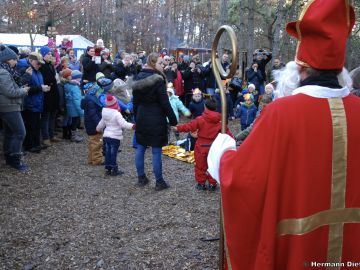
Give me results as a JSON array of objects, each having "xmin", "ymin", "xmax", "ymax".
[{"xmin": 0, "ymin": 68, "xmax": 27, "ymax": 112}]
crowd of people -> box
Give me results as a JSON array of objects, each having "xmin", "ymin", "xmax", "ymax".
[{"xmin": 1, "ymin": 33, "xmax": 360, "ymax": 193}]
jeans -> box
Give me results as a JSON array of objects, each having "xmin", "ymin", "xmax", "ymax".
[
  {"xmin": 0, "ymin": 111, "xmax": 26, "ymax": 155},
  {"xmin": 22, "ymin": 110, "xmax": 41, "ymax": 150},
  {"xmin": 41, "ymin": 111, "xmax": 56, "ymax": 140},
  {"xmin": 206, "ymin": 88, "xmax": 215, "ymax": 96},
  {"xmin": 103, "ymin": 137, "xmax": 120, "ymax": 171},
  {"xmin": 135, "ymin": 144, "xmax": 162, "ymax": 182}
]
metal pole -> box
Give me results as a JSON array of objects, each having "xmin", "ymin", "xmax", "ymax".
[{"xmin": 211, "ymin": 25, "xmax": 238, "ymax": 269}]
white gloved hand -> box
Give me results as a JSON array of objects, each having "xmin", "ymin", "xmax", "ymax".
[{"xmin": 207, "ymin": 133, "xmax": 236, "ymax": 184}]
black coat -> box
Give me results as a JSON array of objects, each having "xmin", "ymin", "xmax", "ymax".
[
  {"xmin": 40, "ymin": 61, "xmax": 59, "ymax": 112},
  {"xmin": 182, "ymin": 67, "xmax": 205, "ymax": 93},
  {"xmin": 132, "ymin": 69, "xmax": 177, "ymax": 147},
  {"xmin": 82, "ymin": 54, "xmax": 98, "ymax": 82}
]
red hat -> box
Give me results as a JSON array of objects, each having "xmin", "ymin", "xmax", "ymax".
[
  {"xmin": 105, "ymin": 94, "xmax": 120, "ymax": 111},
  {"xmin": 286, "ymin": 0, "xmax": 355, "ymax": 70}
]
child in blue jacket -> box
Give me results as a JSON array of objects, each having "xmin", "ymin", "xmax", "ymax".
[{"xmin": 235, "ymin": 93, "xmax": 257, "ymax": 131}]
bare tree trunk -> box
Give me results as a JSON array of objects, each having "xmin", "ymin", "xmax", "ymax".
[
  {"xmin": 238, "ymin": 0, "xmax": 247, "ymax": 74},
  {"xmin": 272, "ymin": 0, "xmax": 285, "ymax": 61},
  {"xmin": 218, "ymin": 0, "xmax": 228, "ymax": 53},
  {"xmin": 247, "ymin": 0, "xmax": 255, "ymax": 65},
  {"xmin": 114, "ymin": 0, "xmax": 125, "ymax": 55},
  {"xmin": 206, "ymin": 0, "xmax": 213, "ymax": 47}
]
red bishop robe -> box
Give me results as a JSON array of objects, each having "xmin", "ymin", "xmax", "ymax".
[{"xmin": 219, "ymin": 93, "xmax": 360, "ymax": 270}]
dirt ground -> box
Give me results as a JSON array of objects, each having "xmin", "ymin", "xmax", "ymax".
[{"xmin": 0, "ymin": 120, "xmax": 239, "ymax": 270}]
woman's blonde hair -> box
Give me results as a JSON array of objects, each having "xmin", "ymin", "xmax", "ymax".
[{"xmin": 147, "ymin": 52, "xmax": 160, "ymax": 70}]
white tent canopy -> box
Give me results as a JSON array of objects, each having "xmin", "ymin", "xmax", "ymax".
[
  {"xmin": 0, "ymin": 33, "xmax": 94, "ymax": 58},
  {"xmin": 0, "ymin": 33, "xmax": 49, "ymax": 47}
]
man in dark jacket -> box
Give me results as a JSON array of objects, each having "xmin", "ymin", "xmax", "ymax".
[
  {"xmin": 82, "ymin": 47, "xmax": 98, "ymax": 83},
  {"xmin": 19, "ymin": 52, "xmax": 51, "ymax": 153},
  {"xmin": 39, "ymin": 46, "xmax": 60, "ymax": 146}
]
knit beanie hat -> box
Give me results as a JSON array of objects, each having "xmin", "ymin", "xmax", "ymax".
[
  {"xmin": 83, "ymin": 82, "xmax": 100, "ymax": 95},
  {"xmin": 98, "ymin": 78, "xmax": 114, "ymax": 92},
  {"xmin": 105, "ymin": 94, "xmax": 120, "ymax": 111},
  {"xmin": 113, "ymin": 78, "xmax": 127, "ymax": 90},
  {"xmin": 61, "ymin": 68, "xmax": 72, "ymax": 79},
  {"xmin": 8, "ymin": 45, "xmax": 19, "ymax": 55},
  {"xmin": 205, "ymin": 98, "xmax": 217, "ymax": 111},
  {"xmin": 0, "ymin": 45, "xmax": 18, "ymax": 63},
  {"xmin": 248, "ymin": 83, "xmax": 256, "ymax": 90},
  {"xmin": 71, "ymin": 70, "xmax": 82, "ymax": 80},
  {"xmin": 96, "ymin": 72, "xmax": 105, "ymax": 81},
  {"xmin": 40, "ymin": 46, "xmax": 51, "ymax": 57}
]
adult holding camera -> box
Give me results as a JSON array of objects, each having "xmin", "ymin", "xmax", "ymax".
[
  {"xmin": 253, "ymin": 48, "xmax": 272, "ymax": 94},
  {"xmin": 246, "ymin": 62, "xmax": 263, "ymax": 104},
  {"xmin": 182, "ymin": 60, "xmax": 204, "ymax": 107},
  {"xmin": 113, "ymin": 54, "xmax": 134, "ymax": 81},
  {"xmin": 0, "ymin": 45, "xmax": 30, "ymax": 171},
  {"xmin": 203, "ymin": 53, "xmax": 230, "ymax": 96},
  {"xmin": 162, "ymin": 55, "xmax": 177, "ymax": 83}
]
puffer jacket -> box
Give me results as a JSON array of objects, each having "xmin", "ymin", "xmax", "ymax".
[
  {"xmin": 0, "ymin": 68, "xmax": 27, "ymax": 112},
  {"xmin": 169, "ymin": 94, "xmax": 190, "ymax": 122},
  {"xmin": 81, "ymin": 94, "xmax": 102, "ymax": 135},
  {"xmin": 96, "ymin": 107, "xmax": 133, "ymax": 140},
  {"xmin": 18, "ymin": 59, "xmax": 44, "ymax": 112},
  {"xmin": 132, "ymin": 68, "xmax": 177, "ymax": 147},
  {"xmin": 64, "ymin": 81, "xmax": 84, "ymax": 117}
]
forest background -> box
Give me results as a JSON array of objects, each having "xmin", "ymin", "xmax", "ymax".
[{"xmin": 1, "ymin": 0, "xmax": 359, "ymax": 70}]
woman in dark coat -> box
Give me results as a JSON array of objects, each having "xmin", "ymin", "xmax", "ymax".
[{"xmin": 132, "ymin": 52, "xmax": 177, "ymax": 190}]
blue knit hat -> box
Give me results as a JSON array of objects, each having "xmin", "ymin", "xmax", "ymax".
[
  {"xmin": 83, "ymin": 82, "xmax": 100, "ymax": 95},
  {"xmin": 71, "ymin": 70, "xmax": 82, "ymax": 80},
  {"xmin": 39, "ymin": 46, "xmax": 51, "ymax": 57},
  {"xmin": 0, "ymin": 45, "xmax": 18, "ymax": 63},
  {"xmin": 97, "ymin": 78, "xmax": 114, "ymax": 92}
]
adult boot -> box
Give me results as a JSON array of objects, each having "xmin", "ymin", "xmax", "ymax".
[
  {"xmin": 155, "ymin": 179, "xmax": 170, "ymax": 191},
  {"xmin": 137, "ymin": 175, "xmax": 149, "ymax": 186},
  {"xmin": 7, "ymin": 153, "xmax": 29, "ymax": 172}
]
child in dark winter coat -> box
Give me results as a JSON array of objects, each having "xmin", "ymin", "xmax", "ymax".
[
  {"xmin": 173, "ymin": 98, "xmax": 232, "ymax": 191},
  {"xmin": 96, "ymin": 95, "xmax": 134, "ymax": 176},
  {"xmin": 235, "ymin": 93, "xmax": 258, "ymax": 131},
  {"xmin": 81, "ymin": 82, "xmax": 103, "ymax": 165},
  {"xmin": 188, "ymin": 88, "xmax": 204, "ymax": 119}
]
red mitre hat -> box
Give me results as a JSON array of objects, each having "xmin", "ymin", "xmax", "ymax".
[{"xmin": 286, "ymin": 0, "xmax": 355, "ymax": 70}]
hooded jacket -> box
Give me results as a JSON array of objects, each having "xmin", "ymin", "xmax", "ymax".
[
  {"xmin": 132, "ymin": 69, "xmax": 177, "ymax": 147},
  {"xmin": 0, "ymin": 67, "xmax": 27, "ymax": 112},
  {"xmin": 96, "ymin": 107, "xmax": 133, "ymax": 140}
]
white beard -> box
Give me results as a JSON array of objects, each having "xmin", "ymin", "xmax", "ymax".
[
  {"xmin": 338, "ymin": 67, "xmax": 353, "ymax": 90},
  {"xmin": 273, "ymin": 61, "xmax": 300, "ymax": 98}
]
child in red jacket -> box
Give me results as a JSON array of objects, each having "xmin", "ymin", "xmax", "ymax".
[{"xmin": 172, "ymin": 98, "xmax": 232, "ymax": 191}]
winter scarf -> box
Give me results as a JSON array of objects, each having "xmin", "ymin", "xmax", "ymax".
[{"xmin": 0, "ymin": 62, "xmax": 25, "ymax": 86}]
